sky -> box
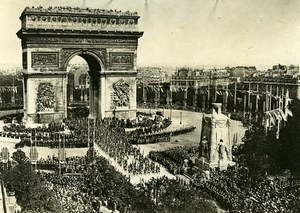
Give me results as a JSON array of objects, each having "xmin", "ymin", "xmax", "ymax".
[{"xmin": 1, "ymin": 0, "xmax": 300, "ymax": 70}]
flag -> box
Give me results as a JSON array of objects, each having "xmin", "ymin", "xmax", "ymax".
[
  {"xmin": 285, "ymin": 107, "xmax": 293, "ymax": 117},
  {"xmin": 266, "ymin": 115, "xmax": 270, "ymax": 128},
  {"xmin": 272, "ymin": 110, "xmax": 280, "ymax": 121},
  {"xmin": 285, "ymin": 90, "xmax": 292, "ymax": 105},
  {"xmin": 279, "ymin": 109, "xmax": 287, "ymax": 121},
  {"xmin": 269, "ymin": 114, "xmax": 276, "ymax": 126}
]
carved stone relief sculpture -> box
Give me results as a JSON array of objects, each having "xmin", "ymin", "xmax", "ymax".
[
  {"xmin": 36, "ymin": 82, "xmax": 55, "ymax": 112},
  {"xmin": 111, "ymin": 79, "xmax": 130, "ymax": 107},
  {"xmin": 32, "ymin": 52, "xmax": 58, "ymax": 67}
]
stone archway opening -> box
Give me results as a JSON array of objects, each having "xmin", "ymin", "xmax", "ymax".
[
  {"xmin": 65, "ymin": 53, "xmax": 103, "ymax": 119},
  {"xmin": 66, "ymin": 56, "xmax": 89, "ymax": 106}
]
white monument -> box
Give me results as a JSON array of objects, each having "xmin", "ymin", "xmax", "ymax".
[{"xmin": 196, "ymin": 103, "xmax": 235, "ymax": 172}]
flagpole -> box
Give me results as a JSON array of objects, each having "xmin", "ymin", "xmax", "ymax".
[
  {"xmin": 225, "ymin": 82, "xmax": 228, "ymax": 111},
  {"xmin": 269, "ymin": 85, "xmax": 273, "ymax": 111},
  {"xmin": 30, "ymin": 134, "xmax": 32, "ymax": 169},
  {"xmin": 184, "ymin": 80, "xmax": 188, "ymax": 109},
  {"xmin": 12, "ymin": 76, "xmax": 15, "ymax": 105},
  {"xmin": 170, "ymin": 79, "xmax": 173, "ymax": 106},
  {"xmin": 154, "ymin": 86, "xmax": 158, "ymax": 109},
  {"xmin": 80, "ymin": 76, "xmax": 83, "ymax": 102},
  {"xmin": 193, "ymin": 83, "xmax": 198, "ymax": 111},
  {"xmin": 256, "ymin": 83, "xmax": 259, "ymax": 113},
  {"xmin": 93, "ymin": 118, "xmax": 96, "ymax": 152},
  {"xmin": 248, "ymin": 83, "xmax": 251, "ymax": 113},
  {"xmin": 202, "ymin": 88, "xmax": 206, "ymax": 111},
  {"xmin": 58, "ymin": 133, "xmax": 61, "ymax": 175},
  {"xmin": 63, "ymin": 134, "xmax": 65, "ymax": 171},
  {"xmin": 214, "ymin": 81, "xmax": 217, "ymax": 102},
  {"xmin": 143, "ymin": 77, "xmax": 147, "ymax": 104},
  {"xmin": 158, "ymin": 79, "xmax": 161, "ymax": 108},
  {"xmin": 243, "ymin": 93, "xmax": 246, "ymax": 118},
  {"xmin": 207, "ymin": 78, "xmax": 210, "ymax": 109},
  {"xmin": 265, "ymin": 84, "xmax": 268, "ymax": 112},
  {"xmin": 35, "ymin": 129, "xmax": 37, "ymax": 170},
  {"xmin": 169, "ymin": 83, "xmax": 172, "ymax": 121},
  {"xmin": 87, "ymin": 118, "xmax": 90, "ymax": 149},
  {"xmin": 234, "ymin": 81, "xmax": 237, "ymax": 112},
  {"xmin": 276, "ymin": 85, "xmax": 279, "ymax": 109},
  {"xmin": 281, "ymin": 87, "xmax": 284, "ymax": 110},
  {"xmin": 70, "ymin": 73, "xmax": 74, "ymax": 104}
]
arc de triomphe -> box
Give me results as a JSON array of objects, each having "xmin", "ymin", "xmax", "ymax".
[{"xmin": 17, "ymin": 7, "xmax": 143, "ymax": 124}]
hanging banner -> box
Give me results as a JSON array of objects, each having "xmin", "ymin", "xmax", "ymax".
[
  {"xmin": 1, "ymin": 147, "xmax": 9, "ymax": 163},
  {"xmin": 30, "ymin": 147, "xmax": 38, "ymax": 163},
  {"xmin": 278, "ymin": 109, "xmax": 287, "ymax": 121}
]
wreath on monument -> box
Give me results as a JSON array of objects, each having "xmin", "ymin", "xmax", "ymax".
[{"xmin": 36, "ymin": 82, "xmax": 55, "ymax": 112}]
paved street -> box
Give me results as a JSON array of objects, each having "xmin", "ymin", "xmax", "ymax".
[{"xmin": 138, "ymin": 108, "xmax": 246, "ymax": 156}]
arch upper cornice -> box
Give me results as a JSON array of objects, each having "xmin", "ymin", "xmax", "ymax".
[{"xmin": 18, "ymin": 6, "xmax": 143, "ymax": 34}]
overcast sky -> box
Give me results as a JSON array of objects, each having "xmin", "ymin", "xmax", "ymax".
[{"xmin": 1, "ymin": 0, "xmax": 300, "ymax": 69}]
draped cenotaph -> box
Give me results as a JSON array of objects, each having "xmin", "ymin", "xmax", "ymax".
[
  {"xmin": 196, "ymin": 103, "xmax": 235, "ymax": 172},
  {"xmin": 17, "ymin": 6, "xmax": 143, "ymax": 124}
]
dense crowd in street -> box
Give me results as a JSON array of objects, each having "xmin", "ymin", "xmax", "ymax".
[
  {"xmin": 1, "ymin": 110, "xmax": 179, "ymax": 148},
  {"xmin": 92, "ymin": 117, "xmax": 162, "ymax": 175},
  {"xmin": 192, "ymin": 166, "xmax": 300, "ymax": 212},
  {"xmin": 149, "ymin": 146, "xmax": 197, "ymax": 175},
  {"xmin": 37, "ymin": 157, "xmax": 217, "ymax": 213},
  {"xmin": 37, "ymin": 156, "xmax": 87, "ymax": 173}
]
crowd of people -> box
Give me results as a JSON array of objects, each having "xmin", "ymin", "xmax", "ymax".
[
  {"xmin": 149, "ymin": 146, "xmax": 198, "ymax": 175},
  {"xmin": 37, "ymin": 156, "xmax": 87, "ymax": 173},
  {"xmin": 192, "ymin": 166, "xmax": 300, "ymax": 212},
  {"xmin": 41, "ymin": 173, "xmax": 104, "ymax": 213},
  {"xmin": 1, "ymin": 109, "xmax": 299, "ymax": 212},
  {"xmin": 38, "ymin": 155, "xmax": 153, "ymax": 213},
  {"xmin": 93, "ymin": 118, "xmax": 162, "ymax": 175}
]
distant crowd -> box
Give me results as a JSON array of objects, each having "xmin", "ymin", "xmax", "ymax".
[{"xmin": 192, "ymin": 166, "xmax": 300, "ymax": 212}]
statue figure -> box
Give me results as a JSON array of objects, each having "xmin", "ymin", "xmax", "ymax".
[
  {"xmin": 199, "ymin": 136, "xmax": 209, "ymax": 159},
  {"xmin": 218, "ymin": 139, "xmax": 229, "ymax": 162}
]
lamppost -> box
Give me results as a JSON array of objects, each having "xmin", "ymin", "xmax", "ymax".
[{"xmin": 180, "ymin": 111, "xmax": 182, "ymax": 125}]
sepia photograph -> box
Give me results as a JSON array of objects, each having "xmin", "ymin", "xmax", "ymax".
[{"xmin": 0, "ymin": 0, "xmax": 299, "ymax": 212}]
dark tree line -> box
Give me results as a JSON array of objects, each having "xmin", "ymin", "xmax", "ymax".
[{"xmin": 238, "ymin": 99, "xmax": 300, "ymax": 178}]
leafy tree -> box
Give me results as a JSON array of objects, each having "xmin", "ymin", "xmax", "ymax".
[
  {"xmin": 2, "ymin": 150, "xmax": 61, "ymax": 212},
  {"xmin": 11, "ymin": 148, "xmax": 27, "ymax": 164},
  {"xmin": 279, "ymin": 99, "xmax": 300, "ymax": 177},
  {"xmin": 239, "ymin": 122, "xmax": 282, "ymax": 177}
]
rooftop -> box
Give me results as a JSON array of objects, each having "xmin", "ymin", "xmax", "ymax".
[
  {"xmin": 18, "ymin": 6, "xmax": 142, "ymax": 35},
  {"xmin": 22, "ymin": 6, "xmax": 139, "ymax": 17}
]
